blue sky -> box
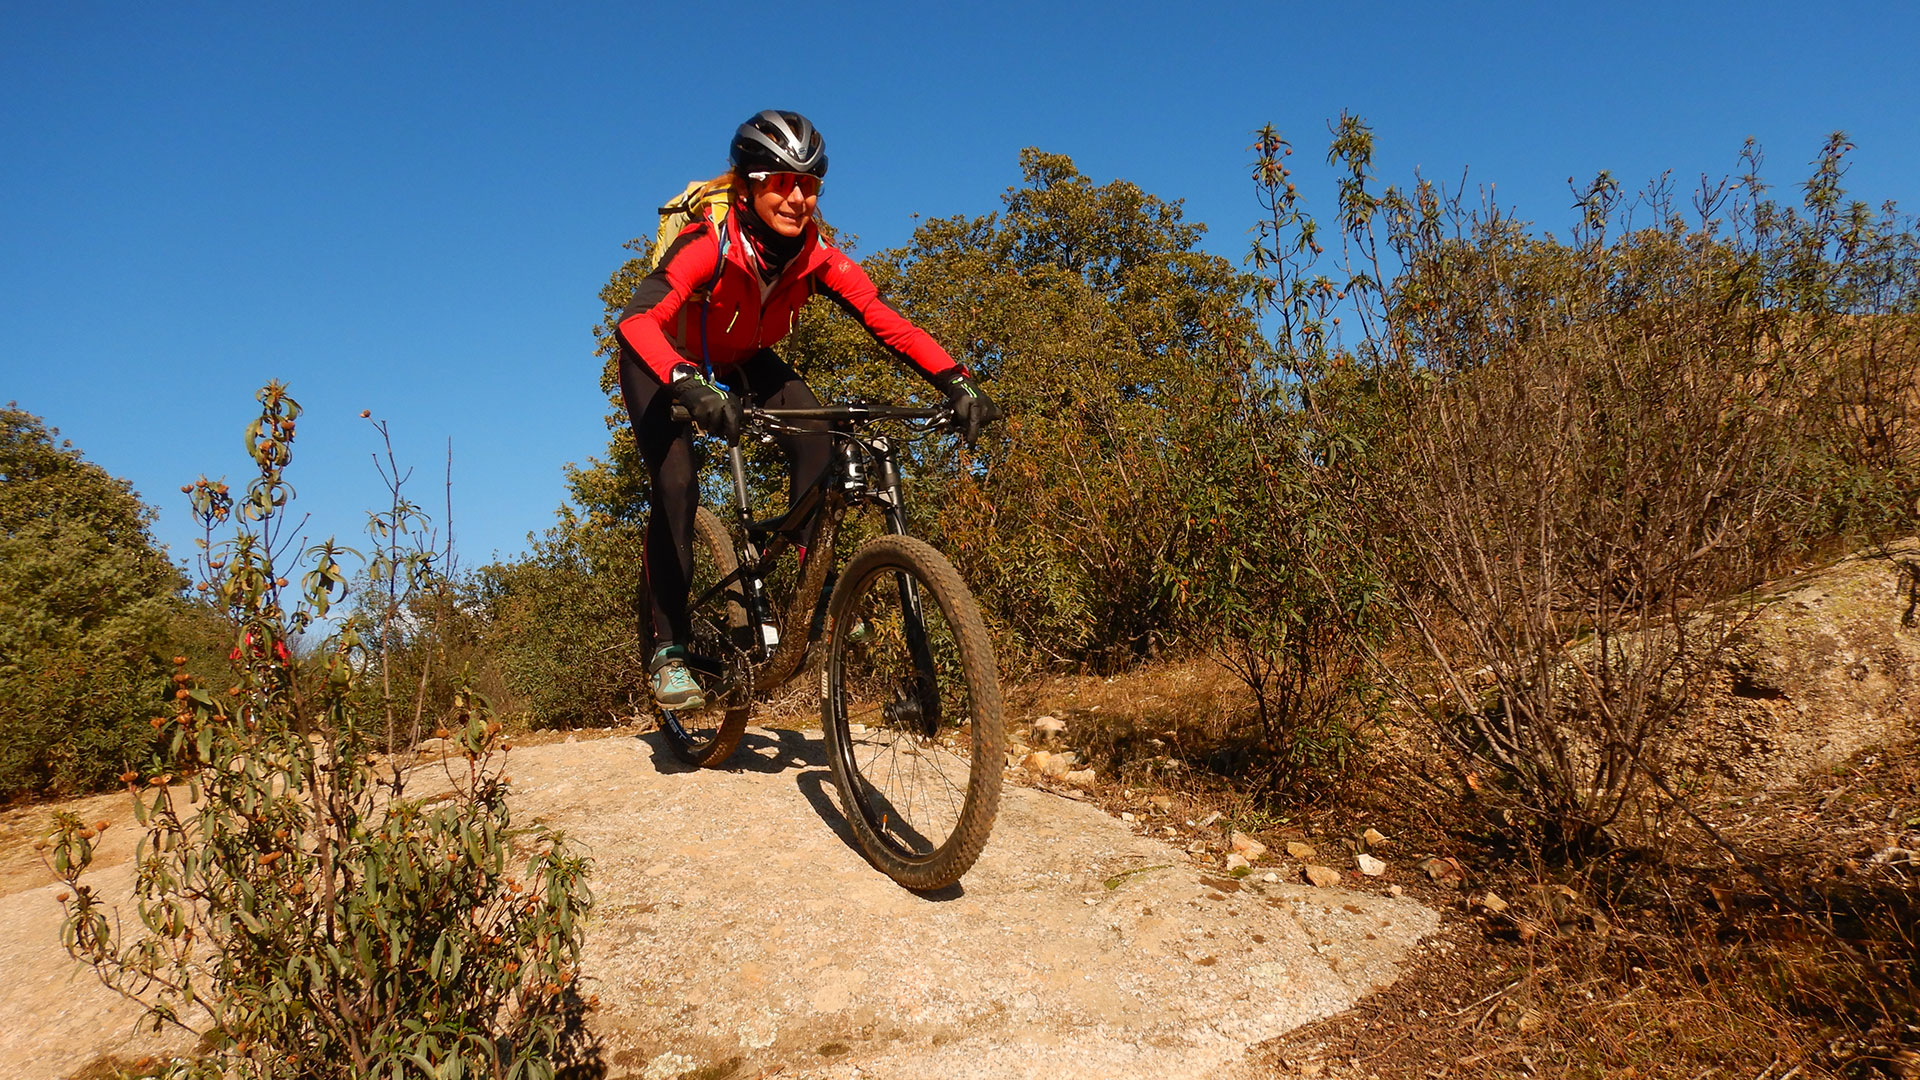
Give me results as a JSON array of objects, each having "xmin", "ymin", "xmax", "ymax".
[{"xmin": 5, "ymin": 1, "xmax": 1916, "ymax": 573}]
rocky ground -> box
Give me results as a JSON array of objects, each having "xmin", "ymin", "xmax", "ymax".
[
  {"xmin": 1, "ymin": 723, "xmax": 1438, "ymax": 1080},
  {"xmin": 5, "ymin": 539, "xmax": 1914, "ymax": 1079}
]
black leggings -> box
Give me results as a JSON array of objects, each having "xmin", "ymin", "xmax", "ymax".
[{"xmin": 617, "ymin": 348, "xmax": 830, "ymax": 650}]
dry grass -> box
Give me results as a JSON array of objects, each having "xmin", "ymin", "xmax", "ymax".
[{"xmin": 1016, "ymin": 660, "xmax": 1920, "ymax": 1079}]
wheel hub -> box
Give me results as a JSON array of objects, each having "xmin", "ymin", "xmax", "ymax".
[{"xmin": 882, "ymin": 689, "xmax": 924, "ymax": 731}]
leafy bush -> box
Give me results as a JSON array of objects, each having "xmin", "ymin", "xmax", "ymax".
[
  {"xmin": 0, "ymin": 404, "xmax": 182, "ymax": 799},
  {"xmin": 474, "ymin": 502, "xmax": 648, "ymax": 730},
  {"xmin": 511, "ymin": 150, "xmax": 1384, "ymax": 802},
  {"xmin": 1159, "ymin": 380, "xmax": 1386, "ymax": 800},
  {"xmin": 343, "ymin": 416, "xmax": 508, "ymax": 748},
  {"xmin": 48, "ymin": 383, "xmax": 593, "ymax": 1078},
  {"xmin": 1252, "ymin": 118, "xmax": 1920, "ymax": 851}
]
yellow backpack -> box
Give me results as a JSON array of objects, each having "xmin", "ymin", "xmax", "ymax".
[
  {"xmin": 648, "ymin": 180, "xmax": 736, "ymax": 378},
  {"xmin": 650, "ymin": 179, "xmax": 734, "ymax": 282}
]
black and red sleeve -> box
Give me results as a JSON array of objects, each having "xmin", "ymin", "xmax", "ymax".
[
  {"xmin": 814, "ymin": 250, "xmax": 961, "ymax": 382},
  {"xmin": 615, "ymin": 226, "xmax": 723, "ymax": 384}
]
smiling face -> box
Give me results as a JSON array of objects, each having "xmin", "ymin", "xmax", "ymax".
[{"xmin": 748, "ymin": 172, "xmax": 821, "ymax": 237}]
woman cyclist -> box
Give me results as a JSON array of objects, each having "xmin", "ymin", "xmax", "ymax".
[{"xmin": 614, "ymin": 109, "xmax": 1000, "ymax": 711}]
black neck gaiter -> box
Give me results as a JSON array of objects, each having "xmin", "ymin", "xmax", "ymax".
[{"xmin": 737, "ymin": 202, "xmax": 806, "ymax": 281}]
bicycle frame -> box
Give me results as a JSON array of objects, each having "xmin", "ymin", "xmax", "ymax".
[{"xmin": 680, "ymin": 403, "xmax": 950, "ymax": 698}]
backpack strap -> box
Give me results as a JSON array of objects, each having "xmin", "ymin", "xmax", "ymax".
[{"xmin": 695, "ymin": 199, "xmax": 731, "ymax": 382}]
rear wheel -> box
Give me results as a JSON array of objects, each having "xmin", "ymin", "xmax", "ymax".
[
  {"xmin": 657, "ymin": 506, "xmax": 752, "ymax": 767},
  {"xmin": 822, "ymin": 535, "xmax": 1004, "ymax": 890}
]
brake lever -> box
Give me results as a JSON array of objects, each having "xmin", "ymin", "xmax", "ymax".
[{"xmin": 666, "ymin": 403, "xmax": 772, "ymax": 438}]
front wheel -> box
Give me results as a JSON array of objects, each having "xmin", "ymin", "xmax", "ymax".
[
  {"xmin": 657, "ymin": 506, "xmax": 752, "ymax": 767},
  {"xmin": 822, "ymin": 535, "xmax": 1004, "ymax": 890}
]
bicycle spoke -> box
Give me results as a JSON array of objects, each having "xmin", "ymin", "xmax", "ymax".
[{"xmin": 823, "ymin": 537, "xmax": 1003, "ymax": 887}]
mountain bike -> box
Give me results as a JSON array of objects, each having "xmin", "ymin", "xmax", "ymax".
[{"xmin": 657, "ymin": 401, "xmax": 1004, "ymax": 891}]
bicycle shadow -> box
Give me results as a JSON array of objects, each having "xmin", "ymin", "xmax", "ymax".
[
  {"xmin": 633, "ymin": 725, "xmax": 965, "ymax": 901},
  {"xmin": 791, "ymin": 766, "xmax": 966, "ymax": 902},
  {"xmin": 634, "ymin": 724, "xmax": 822, "ymax": 775}
]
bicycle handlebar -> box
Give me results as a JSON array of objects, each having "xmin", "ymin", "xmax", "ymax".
[{"xmin": 666, "ymin": 402, "xmax": 952, "ymax": 427}]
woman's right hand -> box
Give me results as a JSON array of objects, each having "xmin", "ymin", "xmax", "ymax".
[{"xmin": 672, "ymin": 370, "xmax": 745, "ymax": 443}]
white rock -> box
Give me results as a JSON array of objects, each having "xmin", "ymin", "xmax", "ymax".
[
  {"xmin": 1031, "ymin": 715, "xmax": 1066, "ymax": 740},
  {"xmin": 1229, "ymin": 831, "xmax": 1268, "ymax": 859},
  {"xmin": 1225, "ymin": 853, "xmax": 1252, "ymax": 873},
  {"xmin": 1356, "ymin": 853, "xmax": 1387, "ymax": 877},
  {"xmin": 1064, "ymin": 768, "xmax": 1096, "ymax": 788},
  {"xmin": 1120, "ymin": 812, "xmax": 1135, "ymax": 822},
  {"xmin": 642, "ymin": 1051, "xmax": 697, "ymax": 1080},
  {"xmin": 1022, "ymin": 750, "xmax": 1064, "ymax": 778},
  {"xmin": 1262, "ymin": 872, "xmax": 1280, "ymax": 883}
]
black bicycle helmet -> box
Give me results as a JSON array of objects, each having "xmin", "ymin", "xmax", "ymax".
[{"xmin": 729, "ymin": 110, "xmax": 828, "ymax": 179}]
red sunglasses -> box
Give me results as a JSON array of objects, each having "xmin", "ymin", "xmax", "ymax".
[{"xmin": 749, "ymin": 171, "xmax": 822, "ymax": 198}]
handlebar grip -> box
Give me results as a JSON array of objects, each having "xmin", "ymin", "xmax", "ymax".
[{"xmin": 669, "ymin": 404, "xmax": 691, "ymax": 423}]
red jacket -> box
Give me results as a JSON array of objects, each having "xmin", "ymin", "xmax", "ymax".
[{"xmin": 616, "ymin": 211, "xmax": 960, "ymax": 386}]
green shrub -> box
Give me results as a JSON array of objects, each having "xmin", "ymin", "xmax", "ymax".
[
  {"xmin": 797, "ymin": 150, "xmax": 1273, "ymax": 674},
  {"xmin": 474, "ymin": 504, "xmax": 648, "ymax": 730},
  {"xmin": 0, "ymin": 404, "xmax": 182, "ymax": 799},
  {"xmin": 1251, "ymin": 118, "xmax": 1920, "ymax": 852},
  {"xmin": 48, "ymin": 383, "xmax": 593, "ymax": 1079},
  {"xmin": 1159, "ymin": 379, "xmax": 1386, "ymax": 800}
]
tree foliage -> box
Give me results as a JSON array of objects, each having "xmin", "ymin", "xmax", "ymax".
[
  {"xmin": 488, "ymin": 151, "xmax": 1384, "ymax": 798},
  {"xmin": 0, "ymin": 405, "xmax": 182, "ymax": 798},
  {"xmin": 796, "ymin": 149, "xmax": 1272, "ymax": 671}
]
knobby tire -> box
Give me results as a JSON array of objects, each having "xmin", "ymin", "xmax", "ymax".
[{"xmin": 822, "ymin": 535, "xmax": 1004, "ymax": 890}]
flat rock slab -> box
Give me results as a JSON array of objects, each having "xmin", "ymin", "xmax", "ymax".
[
  {"xmin": 0, "ymin": 727, "xmax": 1438, "ymax": 1079},
  {"xmin": 2, "ymin": 863, "xmax": 195, "ymax": 1077},
  {"xmin": 514, "ymin": 727, "xmax": 1438, "ymax": 1080}
]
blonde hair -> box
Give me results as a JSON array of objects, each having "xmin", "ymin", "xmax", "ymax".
[{"xmin": 694, "ymin": 170, "xmax": 741, "ymax": 205}]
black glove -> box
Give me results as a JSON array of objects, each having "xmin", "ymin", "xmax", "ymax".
[
  {"xmin": 935, "ymin": 369, "xmax": 1002, "ymax": 446},
  {"xmin": 672, "ymin": 369, "xmax": 744, "ymax": 444}
]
